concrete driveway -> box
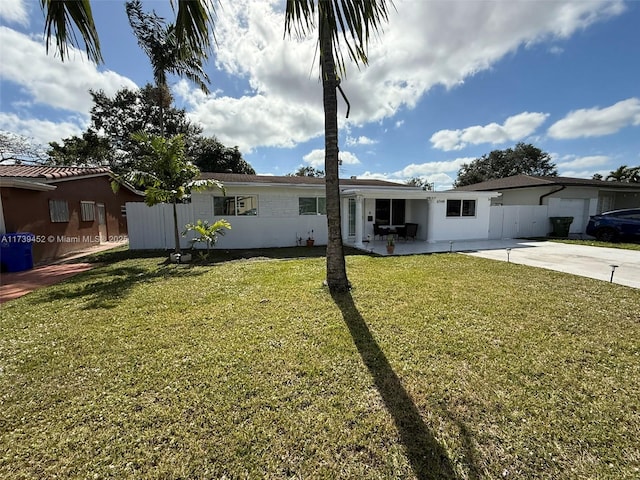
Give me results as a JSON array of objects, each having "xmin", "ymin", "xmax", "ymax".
[{"xmin": 462, "ymin": 240, "xmax": 640, "ymax": 289}]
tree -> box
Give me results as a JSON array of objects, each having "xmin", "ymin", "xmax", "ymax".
[
  {"xmin": 285, "ymin": 0, "xmax": 391, "ymax": 292},
  {"xmin": 47, "ymin": 130, "xmax": 113, "ymax": 168},
  {"xmin": 405, "ymin": 177, "xmax": 433, "ymax": 190},
  {"xmin": 287, "ymin": 166, "xmax": 325, "ymax": 177},
  {"xmin": 592, "ymin": 173, "xmax": 604, "ymax": 181},
  {"xmin": 0, "ymin": 131, "xmax": 48, "ymax": 164},
  {"xmin": 41, "ymin": 0, "xmax": 215, "ymax": 66},
  {"xmin": 190, "ymin": 137, "xmax": 255, "ymax": 174},
  {"xmin": 454, "ymin": 143, "xmax": 557, "ymax": 187},
  {"xmin": 89, "ymin": 85, "xmax": 201, "ymax": 155},
  {"xmin": 606, "ymin": 165, "xmax": 640, "ymax": 183},
  {"xmin": 126, "ymin": 0, "xmax": 211, "ymax": 137},
  {"xmin": 126, "ymin": 132, "xmax": 223, "ymax": 255}
]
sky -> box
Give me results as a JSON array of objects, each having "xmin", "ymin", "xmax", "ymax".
[{"xmin": 1, "ymin": 0, "xmax": 639, "ymax": 190}]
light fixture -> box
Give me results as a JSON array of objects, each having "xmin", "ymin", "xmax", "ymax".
[{"xmin": 610, "ymin": 265, "xmax": 619, "ymax": 283}]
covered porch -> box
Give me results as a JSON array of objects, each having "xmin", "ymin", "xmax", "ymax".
[{"xmin": 339, "ymin": 186, "xmax": 499, "ymax": 247}]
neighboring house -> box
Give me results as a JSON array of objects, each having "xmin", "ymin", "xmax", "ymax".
[
  {"xmin": 454, "ymin": 175, "xmax": 640, "ymax": 238},
  {"xmin": 127, "ymin": 173, "xmax": 499, "ymax": 250},
  {"xmin": 0, "ymin": 165, "xmax": 143, "ymax": 264}
]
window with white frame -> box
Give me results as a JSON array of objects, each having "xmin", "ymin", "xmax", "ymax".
[
  {"xmin": 49, "ymin": 199, "xmax": 70, "ymax": 223},
  {"xmin": 214, "ymin": 195, "xmax": 258, "ymax": 216},
  {"xmin": 299, "ymin": 197, "xmax": 326, "ymax": 215},
  {"xmin": 446, "ymin": 199, "xmax": 476, "ymax": 217},
  {"xmin": 80, "ymin": 201, "xmax": 95, "ymax": 221}
]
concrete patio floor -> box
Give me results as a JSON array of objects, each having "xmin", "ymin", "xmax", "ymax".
[{"xmin": 351, "ymin": 238, "xmax": 640, "ymax": 289}]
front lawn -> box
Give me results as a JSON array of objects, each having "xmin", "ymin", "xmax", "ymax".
[{"xmin": 1, "ymin": 252, "xmax": 639, "ymax": 479}]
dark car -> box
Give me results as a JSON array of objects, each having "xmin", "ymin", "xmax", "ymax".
[{"xmin": 585, "ymin": 208, "xmax": 640, "ymax": 242}]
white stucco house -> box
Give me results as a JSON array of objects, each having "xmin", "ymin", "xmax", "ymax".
[
  {"xmin": 454, "ymin": 175, "xmax": 640, "ymax": 238},
  {"xmin": 126, "ymin": 173, "xmax": 500, "ymax": 251}
]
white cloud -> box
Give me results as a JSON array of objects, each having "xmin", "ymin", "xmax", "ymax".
[
  {"xmin": 430, "ymin": 112, "xmax": 549, "ymax": 151},
  {"xmin": 0, "ymin": 27, "xmax": 137, "ymax": 114},
  {"xmin": 178, "ymin": 0, "xmax": 623, "ymax": 151},
  {"xmin": 302, "ymin": 149, "xmax": 361, "ymax": 169},
  {"xmin": 346, "ymin": 135, "xmax": 378, "ymax": 146},
  {"xmin": 0, "ymin": 0, "xmax": 28, "ymax": 26},
  {"xmin": 548, "ymin": 98, "xmax": 640, "ymax": 139},
  {"xmin": 556, "ymin": 155, "xmax": 610, "ymax": 169},
  {"xmin": 0, "ymin": 112, "xmax": 85, "ymax": 146},
  {"xmin": 393, "ymin": 158, "xmax": 474, "ymax": 178}
]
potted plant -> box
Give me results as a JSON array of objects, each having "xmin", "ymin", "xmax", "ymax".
[
  {"xmin": 306, "ymin": 230, "xmax": 315, "ymax": 247},
  {"xmin": 386, "ymin": 235, "xmax": 395, "ymax": 254}
]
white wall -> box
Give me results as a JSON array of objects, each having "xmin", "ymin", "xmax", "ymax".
[
  {"xmin": 127, "ymin": 185, "xmax": 331, "ymax": 250},
  {"xmin": 488, "ymin": 205, "xmax": 549, "ymax": 239},
  {"xmin": 427, "ymin": 197, "xmax": 493, "ymax": 242}
]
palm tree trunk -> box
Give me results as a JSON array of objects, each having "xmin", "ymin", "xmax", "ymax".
[
  {"xmin": 172, "ymin": 199, "xmax": 181, "ymax": 254},
  {"xmin": 320, "ymin": 5, "xmax": 349, "ymax": 292}
]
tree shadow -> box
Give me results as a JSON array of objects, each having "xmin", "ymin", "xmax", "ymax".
[
  {"xmin": 34, "ymin": 263, "xmax": 206, "ymax": 310},
  {"xmin": 331, "ymin": 291, "xmax": 459, "ymax": 479},
  {"xmin": 82, "ymin": 246, "xmax": 375, "ymax": 266}
]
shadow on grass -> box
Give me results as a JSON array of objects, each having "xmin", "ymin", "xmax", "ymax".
[
  {"xmin": 34, "ymin": 263, "xmax": 206, "ymax": 309},
  {"xmin": 331, "ymin": 291, "xmax": 458, "ymax": 480},
  {"xmin": 82, "ymin": 246, "xmax": 374, "ymax": 266}
]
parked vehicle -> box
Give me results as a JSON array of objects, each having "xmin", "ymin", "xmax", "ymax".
[{"xmin": 585, "ymin": 208, "xmax": 640, "ymax": 242}]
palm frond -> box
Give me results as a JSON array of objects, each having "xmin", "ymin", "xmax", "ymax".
[
  {"xmin": 172, "ymin": 0, "xmax": 216, "ymax": 55},
  {"xmin": 41, "ymin": 0, "xmax": 103, "ymax": 63},
  {"xmin": 285, "ymin": 0, "xmax": 392, "ymax": 77}
]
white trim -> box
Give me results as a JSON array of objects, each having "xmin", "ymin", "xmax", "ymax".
[{"xmin": 0, "ymin": 178, "xmax": 57, "ymax": 191}]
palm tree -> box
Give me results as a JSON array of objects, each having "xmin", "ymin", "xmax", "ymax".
[
  {"xmin": 285, "ymin": 1, "xmax": 391, "ymax": 292},
  {"xmin": 126, "ymin": 0, "xmax": 211, "ymax": 137},
  {"xmin": 606, "ymin": 165, "xmax": 640, "ymax": 183},
  {"xmin": 127, "ymin": 132, "xmax": 223, "ymax": 256},
  {"xmin": 40, "ymin": 0, "xmax": 215, "ymax": 65}
]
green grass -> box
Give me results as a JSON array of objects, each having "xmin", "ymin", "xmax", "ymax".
[
  {"xmin": 1, "ymin": 251, "xmax": 639, "ymax": 479},
  {"xmin": 549, "ymin": 238, "xmax": 640, "ymax": 251}
]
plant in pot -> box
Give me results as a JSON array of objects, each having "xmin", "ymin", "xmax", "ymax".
[
  {"xmin": 386, "ymin": 235, "xmax": 395, "ymax": 254},
  {"xmin": 306, "ymin": 230, "xmax": 315, "ymax": 247}
]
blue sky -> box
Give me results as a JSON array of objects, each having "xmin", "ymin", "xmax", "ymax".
[{"xmin": 1, "ymin": 0, "xmax": 639, "ymax": 189}]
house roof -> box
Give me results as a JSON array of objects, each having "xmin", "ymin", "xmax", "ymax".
[
  {"xmin": 0, "ymin": 164, "xmax": 143, "ymax": 196},
  {"xmin": 453, "ymin": 175, "xmax": 640, "ymax": 191},
  {"xmin": 0, "ymin": 165, "xmax": 112, "ymax": 180},
  {"xmin": 198, "ymin": 172, "xmax": 416, "ymax": 189}
]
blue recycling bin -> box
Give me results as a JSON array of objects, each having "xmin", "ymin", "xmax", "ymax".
[{"xmin": 0, "ymin": 233, "xmax": 35, "ymax": 272}]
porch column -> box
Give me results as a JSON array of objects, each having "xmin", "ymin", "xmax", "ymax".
[{"xmin": 354, "ymin": 195, "xmax": 364, "ymax": 247}]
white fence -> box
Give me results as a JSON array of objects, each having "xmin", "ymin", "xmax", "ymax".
[
  {"xmin": 128, "ymin": 202, "xmax": 576, "ymax": 251},
  {"xmin": 488, "ymin": 205, "xmax": 550, "ymax": 239},
  {"xmin": 126, "ymin": 202, "xmax": 328, "ymax": 250}
]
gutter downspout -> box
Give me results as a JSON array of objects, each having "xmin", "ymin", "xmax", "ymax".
[{"xmin": 539, "ymin": 186, "xmax": 565, "ymax": 205}]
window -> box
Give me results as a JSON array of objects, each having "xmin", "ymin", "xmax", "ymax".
[
  {"xmin": 446, "ymin": 199, "xmax": 476, "ymax": 217},
  {"xmin": 375, "ymin": 198, "xmax": 405, "ymax": 225},
  {"xmin": 214, "ymin": 196, "xmax": 258, "ymax": 216},
  {"xmin": 49, "ymin": 199, "xmax": 69, "ymax": 222},
  {"xmin": 80, "ymin": 201, "xmax": 95, "ymax": 221},
  {"xmin": 299, "ymin": 197, "xmax": 326, "ymax": 215}
]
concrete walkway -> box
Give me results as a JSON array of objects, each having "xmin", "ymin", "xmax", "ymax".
[
  {"xmin": 462, "ymin": 240, "xmax": 640, "ymax": 289},
  {"xmin": 0, "ymin": 241, "xmax": 126, "ymax": 304}
]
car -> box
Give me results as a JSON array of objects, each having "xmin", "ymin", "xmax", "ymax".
[{"xmin": 585, "ymin": 208, "xmax": 640, "ymax": 242}]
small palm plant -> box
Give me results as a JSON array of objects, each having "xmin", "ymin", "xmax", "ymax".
[{"xmin": 182, "ymin": 219, "xmax": 231, "ymax": 257}]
